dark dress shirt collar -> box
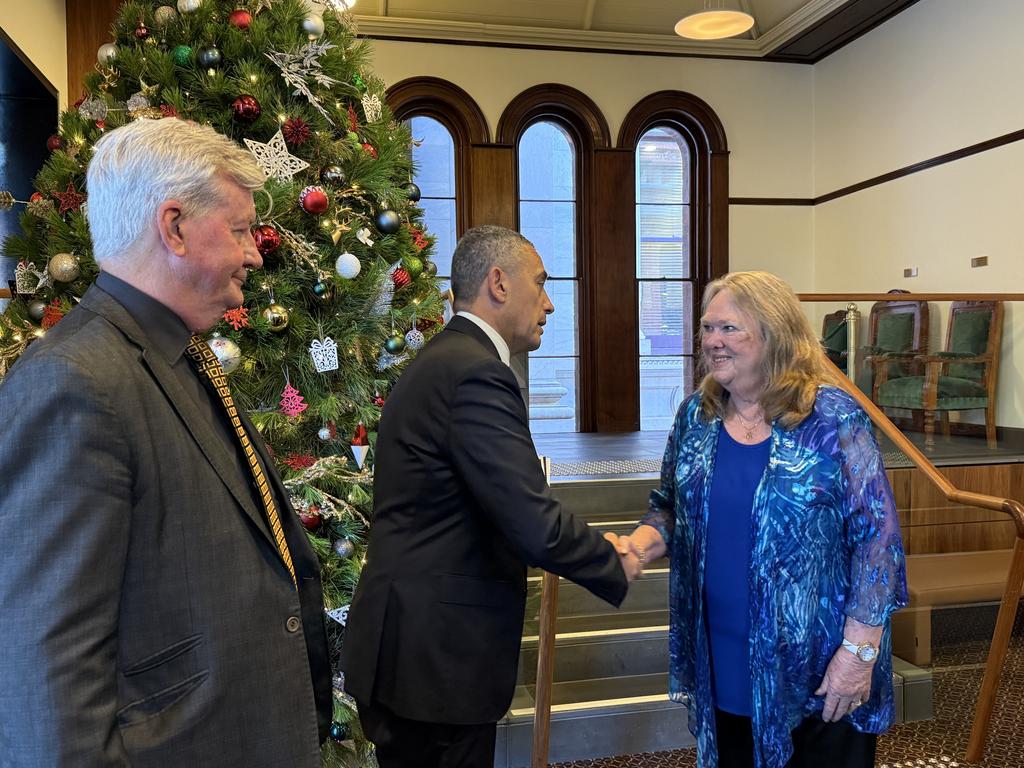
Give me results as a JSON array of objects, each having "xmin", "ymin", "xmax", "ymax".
[{"xmin": 96, "ymin": 271, "xmax": 192, "ymax": 365}]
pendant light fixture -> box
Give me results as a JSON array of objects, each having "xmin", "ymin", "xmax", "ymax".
[{"xmin": 674, "ymin": 1, "xmax": 755, "ymax": 40}]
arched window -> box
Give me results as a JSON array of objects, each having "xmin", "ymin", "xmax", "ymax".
[
  {"xmin": 407, "ymin": 116, "xmax": 457, "ymax": 279},
  {"xmin": 518, "ymin": 121, "xmax": 578, "ymax": 434},
  {"xmin": 386, "ymin": 76, "xmax": 489, "ymax": 283},
  {"xmin": 620, "ymin": 91, "xmax": 729, "ymax": 431},
  {"xmin": 636, "ymin": 127, "xmax": 693, "ymax": 431}
]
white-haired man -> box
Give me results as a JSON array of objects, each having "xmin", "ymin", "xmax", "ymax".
[{"xmin": 0, "ymin": 118, "xmax": 332, "ymax": 766}]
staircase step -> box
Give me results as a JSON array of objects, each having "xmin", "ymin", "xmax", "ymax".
[{"xmin": 550, "ymin": 477, "xmax": 659, "ymax": 518}]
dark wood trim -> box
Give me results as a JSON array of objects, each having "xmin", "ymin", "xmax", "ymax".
[
  {"xmin": 66, "ymin": 0, "xmax": 121, "ymax": 104},
  {"xmin": 735, "ymin": 126, "xmax": 1024, "ymax": 207},
  {"xmin": 360, "ymin": 34, "xmax": 770, "ymax": 63},
  {"xmin": 730, "ymin": 197, "xmax": 814, "ymax": 206},
  {"xmin": 386, "ymin": 77, "xmax": 489, "ymax": 144},
  {"xmin": 499, "ymin": 84, "xmax": 613, "ymax": 431},
  {"xmin": 591, "ymin": 149, "xmax": 640, "ymax": 432},
  {"xmin": 386, "ymin": 77, "xmax": 491, "ymax": 238},
  {"xmin": 497, "ymin": 84, "xmax": 611, "ymax": 149},
  {"xmin": 0, "ymin": 25, "xmax": 59, "ymax": 100},
  {"xmin": 798, "ymin": 293, "xmax": 1024, "ymax": 302},
  {"xmin": 765, "ymin": 0, "xmax": 923, "ymax": 64},
  {"xmin": 815, "ymin": 127, "xmax": 1024, "ymax": 205},
  {"xmin": 467, "ymin": 145, "xmax": 516, "ymax": 229}
]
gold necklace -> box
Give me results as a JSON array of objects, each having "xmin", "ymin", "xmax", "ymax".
[{"xmin": 732, "ymin": 406, "xmax": 765, "ymax": 441}]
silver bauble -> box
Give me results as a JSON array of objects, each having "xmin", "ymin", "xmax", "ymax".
[
  {"xmin": 335, "ymin": 252, "xmax": 361, "ymax": 279},
  {"xmin": 154, "ymin": 5, "xmax": 178, "ymax": 25},
  {"xmin": 27, "ymin": 300, "xmax": 47, "ymax": 321},
  {"xmin": 404, "ymin": 328, "xmax": 425, "ymax": 350},
  {"xmin": 301, "ymin": 13, "xmax": 325, "ymax": 38},
  {"xmin": 207, "ymin": 335, "xmax": 242, "ymax": 374},
  {"xmin": 318, "ymin": 425, "xmax": 333, "ymax": 441},
  {"xmin": 97, "ymin": 43, "xmax": 118, "ymax": 66},
  {"xmin": 48, "ymin": 253, "xmax": 80, "ymax": 283},
  {"xmin": 177, "ymin": 0, "xmax": 202, "ymax": 13},
  {"xmin": 333, "ymin": 538, "xmax": 355, "ymax": 558}
]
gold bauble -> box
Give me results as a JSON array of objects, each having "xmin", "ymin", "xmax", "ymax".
[
  {"xmin": 48, "ymin": 253, "xmax": 80, "ymax": 283},
  {"xmin": 261, "ymin": 303, "xmax": 290, "ymax": 332}
]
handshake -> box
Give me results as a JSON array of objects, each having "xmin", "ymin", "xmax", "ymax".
[{"xmin": 603, "ymin": 532, "xmax": 645, "ymax": 582}]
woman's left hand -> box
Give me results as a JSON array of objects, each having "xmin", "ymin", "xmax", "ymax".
[{"xmin": 814, "ymin": 648, "xmax": 874, "ymax": 722}]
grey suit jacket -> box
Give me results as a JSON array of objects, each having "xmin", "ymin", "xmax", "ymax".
[{"xmin": 0, "ymin": 285, "xmax": 331, "ymax": 767}]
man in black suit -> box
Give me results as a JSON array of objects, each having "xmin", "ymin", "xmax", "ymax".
[
  {"xmin": 342, "ymin": 225, "xmax": 639, "ymax": 767},
  {"xmin": 0, "ymin": 118, "xmax": 331, "ymax": 766}
]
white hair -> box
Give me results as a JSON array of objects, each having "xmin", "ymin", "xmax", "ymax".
[{"xmin": 86, "ymin": 118, "xmax": 266, "ymax": 264}]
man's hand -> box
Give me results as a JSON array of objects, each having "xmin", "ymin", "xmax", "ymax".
[
  {"xmin": 815, "ymin": 647, "xmax": 874, "ymax": 721},
  {"xmin": 604, "ymin": 532, "xmax": 643, "ymax": 582}
]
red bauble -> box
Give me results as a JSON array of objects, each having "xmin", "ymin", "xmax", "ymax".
[
  {"xmin": 46, "ymin": 135, "xmax": 64, "ymax": 152},
  {"xmin": 252, "ymin": 224, "xmax": 281, "ymax": 256},
  {"xmin": 134, "ymin": 22, "xmax": 150, "ymax": 40},
  {"xmin": 228, "ymin": 8, "xmax": 253, "ymax": 29},
  {"xmin": 299, "ymin": 186, "xmax": 329, "ymax": 215},
  {"xmin": 299, "ymin": 509, "xmax": 323, "ymax": 530},
  {"xmin": 30, "ymin": 192, "xmax": 43, "ymax": 203},
  {"xmin": 231, "ymin": 94, "xmax": 261, "ymax": 122},
  {"xmin": 361, "ymin": 142, "xmax": 378, "ymax": 159},
  {"xmin": 352, "ymin": 423, "xmax": 369, "ymax": 446},
  {"xmin": 391, "ymin": 267, "xmax": 411, "ymax": 290}
]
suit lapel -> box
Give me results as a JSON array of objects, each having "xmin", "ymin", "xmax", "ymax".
[
  {"xmin": 445, "ymin": 315, "xmax": 501, "ymax": 360},
  {"xmin": 80, "ymin": 288, "xmax": 278, "ymax": 551}
]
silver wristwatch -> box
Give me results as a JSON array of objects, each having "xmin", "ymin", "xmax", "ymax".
[{"xmin": 841, "ymin": 637, "xmax": 879, "ymax": 663}]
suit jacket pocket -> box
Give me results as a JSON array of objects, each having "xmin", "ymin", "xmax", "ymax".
[
  {"xmin": 117, "ymin": 670, "xmax": 209, "ymax": 728},
  {"xmin": 436, "ymin": 574, "xmax": 522, "ymax": 608},
  {"xmin": 123, "ymin": 633, "xmax": 202, "ymax": 677}
]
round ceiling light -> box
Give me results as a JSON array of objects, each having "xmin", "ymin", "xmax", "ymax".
[{"xmin": 674, "ymin": 9, "xmax": 755, "ymax": 40}]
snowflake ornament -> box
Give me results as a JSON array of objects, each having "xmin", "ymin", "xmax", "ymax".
[
  {"xmin": 309, "ymin": 337, "xmax": 339, "ymax": 372},
  {"xmin": 244, "ymin": 129, "xmax": 311, "ymax": 182},
  {"xmin": 279, "ymin": 382, "xmax": 309, "ymax": 417},
  {"xmin": 361, "ymin": 93, "xmax": 382, "ymax": 122},
  {"xmin": 223, "ymin": 306, "xmax": 250, "ymax": 330}
]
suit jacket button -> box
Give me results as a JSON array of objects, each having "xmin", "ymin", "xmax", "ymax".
[{"xmin": 286, "ymin": 616, "xmax": 301, "ymax": 633}]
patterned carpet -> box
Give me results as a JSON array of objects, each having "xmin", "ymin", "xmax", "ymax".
[{"xmin": 552, "ymin": 605, "xmax": 1024, "ymax": 768}]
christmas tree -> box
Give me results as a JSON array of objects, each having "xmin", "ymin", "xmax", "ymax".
[{"xmin": 0, "ymin": 1, "xmax": 446, "ymax": 763}]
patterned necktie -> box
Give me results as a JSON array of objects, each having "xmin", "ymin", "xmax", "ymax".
[{"xmin": 185, "ymin": 335, "xmax": 297, "ymax": 589}]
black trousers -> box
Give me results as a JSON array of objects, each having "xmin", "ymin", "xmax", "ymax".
[
  {"xmin": 356, "ymin": 698, "xmax": 497, "ymax": 768},
  {"xmin": 715, "ymin": 709, "xmax": 877, "ymax": 768}
]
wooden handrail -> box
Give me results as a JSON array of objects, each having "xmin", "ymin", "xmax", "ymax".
[
  {"xmin": 827, "ymin": 359, "xmax": 1024, "ymax": 536},
  {"xmin": 0, "ymin": 288, "xmax": 12, "ymax": 299},
  {"xmin": 798, "ymin": 293, "xmax": 1024, "ymax": 302},
  {"xmin": 826, "ymin": 359, "xmax": 1024, "ymax": 763},
  {"xmin": 532, "ymin": 457, "xmax": 558, "ymax": 768}
]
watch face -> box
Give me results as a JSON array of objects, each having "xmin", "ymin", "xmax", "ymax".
[{"xmin": 858, "ymin": 645, "xmax": 878, "ymax": 662}]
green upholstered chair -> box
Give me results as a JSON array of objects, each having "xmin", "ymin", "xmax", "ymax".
[
  {"xmin": 821, "ymin": 310, "xmax": 848, "ymax": 374},
  {"xmin": 875, "ymin": 301, "xmax": 1003, "ymax": 448},
  {"xmin": 861, "ymin": 298, "xmax": 930, "ymax": 400}
]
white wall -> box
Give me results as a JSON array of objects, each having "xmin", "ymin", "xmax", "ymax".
[
  {"xmin": 370, "ymin": 39, "xmax": 817, "ymax": 286},
  {"xmin": 0, "ymin": 0, "xmax": 67, "ymax": 106},
  {"xmin": 813, "ymin": 0, "xmax": 1024, "ymax": 427}
]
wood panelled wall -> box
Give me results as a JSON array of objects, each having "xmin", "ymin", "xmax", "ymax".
[
  {"xmin": 66, "ymin": 0, "xmax": 122, "ymax": 101},
  {"xmin": 887, "ymin": 464, "xmax": 1023, "ymax": 555}
]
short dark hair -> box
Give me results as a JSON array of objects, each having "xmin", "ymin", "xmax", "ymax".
[{"xmin": 450, "ymin": 225, "xmax": 533, "ymax": 308}]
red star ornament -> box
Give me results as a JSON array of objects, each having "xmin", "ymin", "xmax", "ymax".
[{"xmin": 54, "ymin": 182, "xmax": 86, "ymax": 214}]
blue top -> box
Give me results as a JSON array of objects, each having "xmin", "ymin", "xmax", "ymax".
[
  {"xmin": 640, "ymin": 386, "xmax": 907, "ymax": 768},
  {"xmin": 705, "ymin": 427, "xmax": 770, "ymax": 717}
]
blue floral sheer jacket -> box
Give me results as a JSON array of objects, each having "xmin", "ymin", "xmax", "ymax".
[{"xmin": 640, "ymin": 386, "xmax": 908, "ymax": 768}]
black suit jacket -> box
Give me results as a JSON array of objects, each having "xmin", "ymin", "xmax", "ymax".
[
  {"xmin": 341, "ymin": 316, "xmax": 627, "ymax": 724},
  {"xmin": 0, "ymin": 285, "xmax": 332, "ymax": 766}
]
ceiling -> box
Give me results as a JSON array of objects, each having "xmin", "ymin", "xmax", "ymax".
[{"xmin": 349, "ymin": 0, "xmax": 921, "ymax": 63}]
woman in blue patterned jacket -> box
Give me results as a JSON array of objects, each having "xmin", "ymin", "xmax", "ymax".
[{"xmin": 617, "ymin": 271, "xmax": 907, "ymax": 768}]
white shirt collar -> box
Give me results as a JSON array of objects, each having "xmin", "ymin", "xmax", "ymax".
[{"xmin": 455, "ymin": 311, "xmax": 511, "ymax": 366}]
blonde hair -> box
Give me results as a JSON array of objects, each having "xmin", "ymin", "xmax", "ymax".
[
  {"xmin": 698, "ymin": 271, "xmax": 834, "ymax": 428},
  {"xmin": 87, "ymin": 118, "xmax": 266, "ymax": 264}
]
